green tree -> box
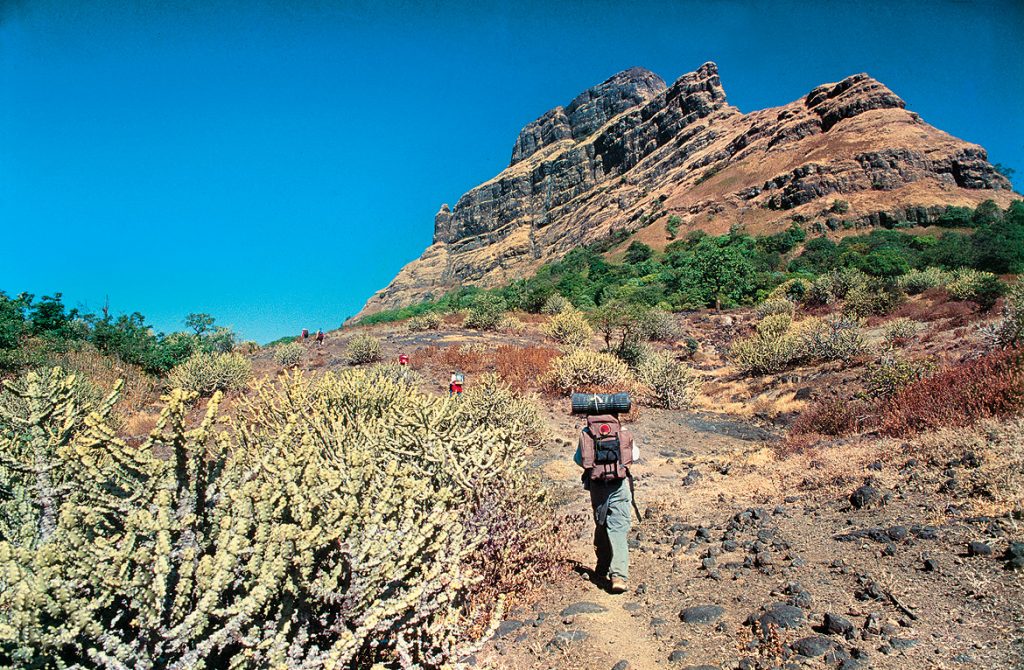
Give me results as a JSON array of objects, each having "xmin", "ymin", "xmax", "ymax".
[
  {"xmin": 687, "ymin": 237, "xmax": 756, "ymax": 310},
  {"xmin": 972, "ymin": 201, "xmax": 1024, "ymax": 274},
  {"xmin": 184, "ymin": 312, "xmax": 216, "ymax": 335}
]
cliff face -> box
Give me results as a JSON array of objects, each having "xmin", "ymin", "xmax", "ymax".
[{"xmin": 360, "ymin": 62, "xmax": 1015, "ymax": 317}]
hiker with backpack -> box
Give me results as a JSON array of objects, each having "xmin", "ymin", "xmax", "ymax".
[
  {"xmin": 572, "ymin": 393, "xmax": 640, "ymax": 594},
  {"xmin": 315, "ymin": 329, "xmax": 325, "ymax": 346},
  {"xmin": 449, "ymin": 370, "xmax": 464, "ymax": 396}
]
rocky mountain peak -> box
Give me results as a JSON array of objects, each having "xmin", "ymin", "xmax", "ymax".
[
  {"xmin": 358, "ymin": 62, "xmax": 1016, "ymax": 319},
  {"xmin": 510, "ymin": 66, "xmax": 666, "ymax": 166},
  {"xmin": 804, "ymin": 73, "xmax": 906, "ymax": 131}
]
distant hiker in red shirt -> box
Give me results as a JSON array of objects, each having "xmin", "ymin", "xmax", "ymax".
[
  {"xmin": 449, "ymin": 370, "xmax": 464, "ymax": 396},
  {"xmin": 315, "ymin": 329, "xmax": 325, "ymax": 346},
  {"xmin": 301, "ymin": 328, "xmax": 309, "ymax": 341}
]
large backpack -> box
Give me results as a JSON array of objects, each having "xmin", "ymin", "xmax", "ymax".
[{"xmin": 579, "ymin": 414, "xmax": 633, "ymax": 482}]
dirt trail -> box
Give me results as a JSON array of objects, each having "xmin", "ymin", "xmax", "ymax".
[{"xmin": 476, "ymin": 407, "xmax": 1024, "ymax": 670}]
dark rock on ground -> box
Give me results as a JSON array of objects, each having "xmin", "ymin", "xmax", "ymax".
[
  {"xmin": 749, "ymin": 603, "xmax": 806, "ymax": 635},
  {"xmin": 824, "ymin": 612, "xmax": 855, "ymax": 638},
  {"xmin": 668, "ymin": 648, "xmax": 688, "ymax": 662},
  {"xmin": 560, "ymin": 601, "xmax": 608, "ymax": 616},
  {"xmin": 493, "ymin": 620, "xmax": 523, "ymax": 639},
  {"xmin": 792, "ymin": 635, "xmax": 835, "ymax": 657},
  {"xmin": 612, "ymin": 661, "xmax": 630, "ymax": 670},
  {"xmin": 680, "ymin": 604, "xmax": 725, "ymax": 624},
  {"xmin": 850, "ymin": 485, "xmax": 883, "ymax": 510},
  {"xmin": 967, "ymin": 541, "xmax": 993, "ymax": 557}
]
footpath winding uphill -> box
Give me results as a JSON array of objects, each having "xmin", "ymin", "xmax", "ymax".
[{"xmin": 475, "ymin": 407, "xmax": 1024, "ymax": 670}]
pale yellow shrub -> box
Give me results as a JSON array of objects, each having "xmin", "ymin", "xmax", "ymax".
[
  {"xmin": 543, "ymin": 308, "xmax": 594, "ymax": 349},
  {"xmin": 167, "ymin": 351, "xmax": 252, "ymax": 396},
  {"xmin": 545, "ymin": 349, "xmax": 631, "ymax": 393},
  {"xmin": 346, "ymin": 333, "xmax": 383, "ymax": 364},
  {"xmin": 637, "ymin": 351, "xmax": 699, "ymax": 409},
  {"xmin": 408, "ymin": 311, "xmax": 443, "ymax": 331},
  {"xmin": 273, "ymin": 341, "xmax": 305, "ymax": 367}
]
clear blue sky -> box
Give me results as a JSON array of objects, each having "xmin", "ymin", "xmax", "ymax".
[{"xmin": 2, "ymin": 1, "xmax": 1022, "ymax": 343}]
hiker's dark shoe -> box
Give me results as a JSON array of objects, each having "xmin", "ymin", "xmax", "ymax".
[{"xmin": 609, "ymin": 577, "xmax": 628, "ymax": 594}]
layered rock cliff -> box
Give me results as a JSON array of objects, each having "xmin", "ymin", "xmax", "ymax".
[{"xmin": 359, "ymin": 62, "xmax": 1016, "ymax": 317}]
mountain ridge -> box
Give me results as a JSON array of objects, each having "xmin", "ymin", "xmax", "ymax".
[{"xmin": 358, "ymin": 61, "xmax": 1016, "ymax": 318}]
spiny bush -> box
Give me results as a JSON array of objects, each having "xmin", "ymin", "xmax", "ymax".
[
  {"xmin": 843, "ymin": 276, "xmax": 905, "ymax": 318},
  {"xmin": 986, "ymin": 284, "xmax": 1024, "ymax": 348},
  {"xmin": 637, "ymin": 351, "xmax": 700, "ymax": 409},
  {"xmin": 756, "ymin": 298, "xmax": 796, "ymax": 319},
  {"xmin": 768, "ymin": 278, "xmax": 811, "ymax": 303},
  {"xmin": 730, "ymin": 329, "xmax": 802, "ymax": 376},
  {"xmin": 273, "ymin": 341, "xmax": 305, "ymax": 366},
  {"xmin": 757, "ymin": 313, "xmax": 794, "ymax": 340},
  {"xmin": 883, "ymin": 317, "xmax": 920, "ymax": 346},
  {"xmin": 863, "ymin": 353, "xmax": 936, "ymax": 398},
  {"xmin": 897, "ymin": 267, "xmax": 953, "ymax": 295},
  {"xmin": 637, "ymin": 308, "xmax": 681, "ymax": 342},
  {"xmin": 167, "ymin": 350, "xmax": 252, "ymax": 395},
  {"xmin": 540, "ymin": 294, "xmax": 572, "ymax": 315},
  {"xmin": 408, "ymin": 311, "xmax": 443, "ymax": 331},
  {"xmin": 545, "ymin": 349, "xmax": 632, "ymax": 393},
  {"xmin": 346, "ymin": 332, "xmax": 383, "ymax": 364},
  {"xmin": 367, "ymin": 361, "xmax": 422, "ymax": 387},
  {"xmin": 881, "ymin": 347, "xmax": 1024, "ymax": 436},
  {"xmin": 497, "ymin": 314, "xmax": 526, "ymax": 333},
  {"xmin": 795, "ymin": 315, "xmax": 866, "ymax": 362},
  {"xmin": 946, "ymin": 268, "xmax": 1005, "ymax": 309},
  {"xmin": 0, "ymin": 366, "xmax": 568, "ymax": 668},
  {"xmin": 458, "ymin": 373, "xmax": 547, "ymax": 447},
  {"xmin": 614, "ymin": 339, "xmax": 652, "ymax": 370},
  {"xmin": 463, "ymin": 294, "xmax": 507, "ymax": 330},
  {"xmin": 804, "ymin": 268, "xmax": 868, "ymax": 307}
]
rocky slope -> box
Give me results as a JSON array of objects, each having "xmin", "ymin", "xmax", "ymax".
[{"xmin": 359, "ymin": 61, "xmax": 1016, "ymax": 317}]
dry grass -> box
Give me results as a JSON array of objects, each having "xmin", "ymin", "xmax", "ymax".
[
  {"xmin": 908, "ymin": 418, "xmax": 1024, "ymax": 517},
  {"xmin": 52, "ymin": 345, "xmax": 158, "ymax": 415}
]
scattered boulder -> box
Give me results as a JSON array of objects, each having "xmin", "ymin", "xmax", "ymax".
[
  {"xmin": 850, "ymin": 485, "xmax": 883, "ymax": 510},
  {"xmin": 493, "ymin": 620, "xmax": 523, "ymax": 639},
  {"xmin": 612, "ymin": 661, "xmax": 630, "ymax": 670},
  {"xmin": 560, "ymin": 601, "xmax": 608, "ymax": 616},
  {"xmin": 791, "ymin": 635, "xmax": 835, "ymax": 658},
  {"xmin": 748, "ymin": 603, "xmax": 805, "ymax": 635},
  {"xmin": 824, "ymin": 612, "xmax": 855, "ymax": 638},
  {"xmin": 967, "ymin": 541, "xmax": 993, "ymax": 557},
  {"xmin": 680, "ymin": 605, "xmax": 725, "ymax": 624},
  {"xmin": 1005, "ymin": 542, "xmax": 1024, "ymax": 571}
]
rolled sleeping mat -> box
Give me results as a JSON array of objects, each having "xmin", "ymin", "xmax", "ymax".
[{"xmin": 571, "ymin": 392, "xmax": 631, "ymax": 415}]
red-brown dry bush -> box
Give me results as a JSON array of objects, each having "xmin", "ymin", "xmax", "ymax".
[
  {"xmin": 789, "ymin": 397, "xmax": 873, "ymax": 438},
  {"xmin": 413, "ymin": 344, "xmax": 491, "ymax": 374},
  {"xmin": 881, "ymin": 346, "xmax": 1024, "ymax": 436},
  {"xmin": 891, "ymin": 294, "xmax": 978, "ymax": 324},
  {"xmin": 494, "ymin": 345, "xmax": 558, "ymax": 391}
]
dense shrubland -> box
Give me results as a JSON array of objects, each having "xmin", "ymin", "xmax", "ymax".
[
  {"xmin": 0, "ymin": 293, "xmax": 236, "ymax": 375},
  {"xmin": 360, "ymin": 200, "xmax": 1023, "ymax": 329},
  {"xmin": 0, "ymin": 365, "xmax": 565, "ymax": 669}
]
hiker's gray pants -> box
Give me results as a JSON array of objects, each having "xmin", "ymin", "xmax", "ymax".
[{"xmin": 590, "ymin": 478, "xmax": 631, "ymax": 581}]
